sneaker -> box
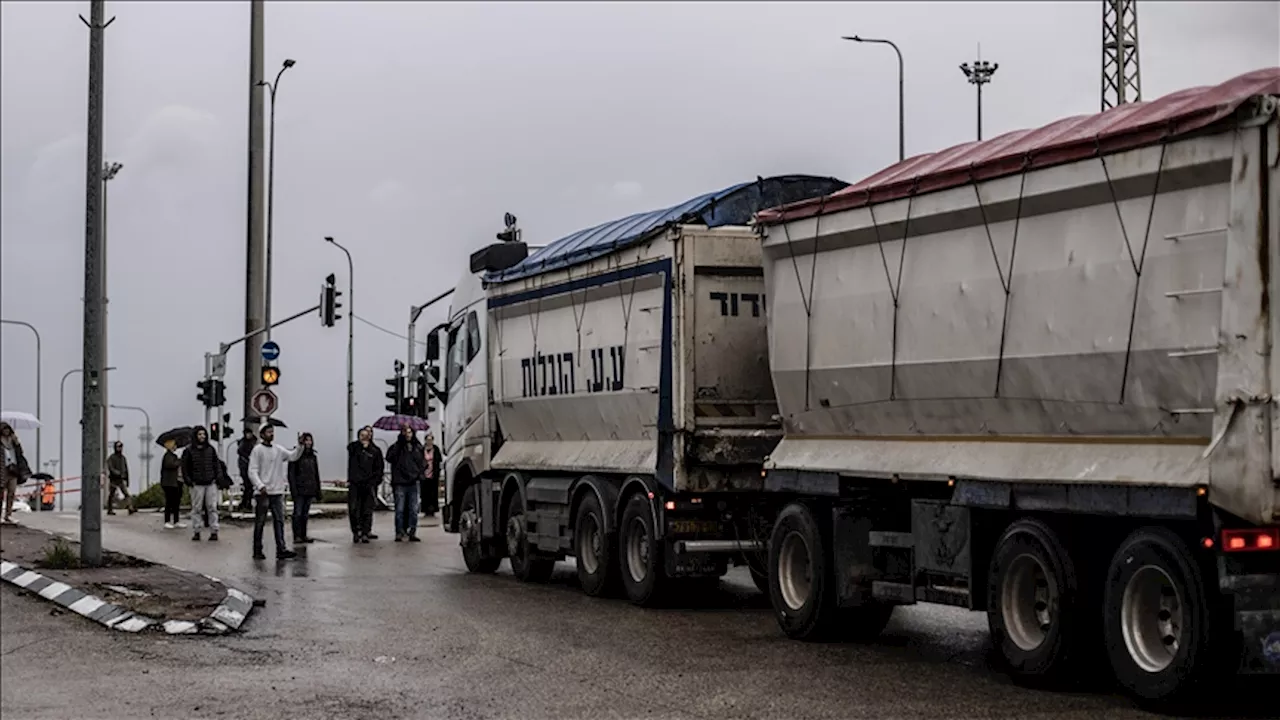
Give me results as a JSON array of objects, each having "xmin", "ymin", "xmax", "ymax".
[
  {"xmin": 175, "ymin": 522, "xmax": 188, "ymax": 529},
  {"xmin": 192, "ymin": 533, "xmax": 201, "ymax": 542},
  {"xmin": 163, "ymin": 522, "xmax": 175, "ymax": 530},
  {"xmin": 208, "ymin": 533, "xmax": 219, "ymax": 542},
  {"xmin": 408, "ymin": 534, "xmax": 421, "ymax": 543},
  {"xmin": 277, "ymin": 550, "xmax": 298, "ymax": 560},
  {"xmin": 366, "ymin": 534, "xmax": 379, "ymax": 540},
  {"xmin": 360, "ymin": 536, "xmax": 370, "ymax": 544},
  {"xmin": 107, "ymin": 510, "xmax": 117, "ymax": 516},
  {"xmin": 395, "ymin": 534, "xmax": 404, "ymax": 542},
  {"xmin": 253, "ymin": 552, "xmax": 267, "ymax": 560},
  {"xmin": 353, "ymin": 535, "xmax": 362, "ymax": 544}
]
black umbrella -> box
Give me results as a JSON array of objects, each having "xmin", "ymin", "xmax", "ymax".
[
  {"xmin": 242, "ymin": 417, "xmax": 287, "ymax": 429},
  {"xmin": 29, "ymin": 472, "xmax": 54, "ymax": 482},
  {"xmin": 156, "ymin": 426, "xmax": 195, "ymax": 449}
]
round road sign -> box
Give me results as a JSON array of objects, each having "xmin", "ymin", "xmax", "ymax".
[
  {"xmin": 251, "ymin": 388, "xmax": 278, "ymax": 417},
  {"xmin": 261, "ymin": 341, "xmax": 281, "ymax": 362}
]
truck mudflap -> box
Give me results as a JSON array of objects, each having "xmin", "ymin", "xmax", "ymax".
[{"xmin": 1222, "ymin": 571, "xmax": 1280, "ymax": 673}]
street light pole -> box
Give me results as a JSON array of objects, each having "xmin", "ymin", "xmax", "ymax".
[
  {"xmin": 59, "ymin": 366, "xmax": 116, "ymax": 512},
  {"xmin": 842, "ymin": 35, "xmax": 905, "ymax": 162},
  {"xmin": 110, "ymin": 404, "xmax": 151, "ymax": 489},
  {"xmin": 325, "ymin": 236, "xmax": 355, "ymax": 444},
  {"xmin": 1, "ymin": 319, "xmax": 41, "ymax": 468},
  {"xmin": 258, "ymin": 58, "xmax": 296, "ymax": 342},
  {"xmin": 959, "ymin": 48, "xmax": 998, "ymax": 142}
]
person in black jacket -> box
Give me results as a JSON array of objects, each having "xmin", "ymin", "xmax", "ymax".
[
  {"xmin": 235, "ymin": 428, "xmax": 257, "ymax": 512},
  {"xmin": 420, "ymin": 432, "xmax": 443, "ymax": 518},
  {"xmin": 346, "ymin": 426, "xmax": 383, "ymax": 543},
  {"xmin": 386, "ymin": 425, "xmax": 426, "ymax": 542},
  {"xmin": 288, "ymin": 432, "xmax": 321, "ymax": 544},
  {"xmin": 159, "ymin": 439, "xmax": 186, "ymax": 529},
  {"xmin": 182, "ymin": 427, "xmax": 222, "ymax": 542}
]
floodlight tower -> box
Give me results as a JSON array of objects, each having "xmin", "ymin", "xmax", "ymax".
[{"xmin": 1101, "ymin": 0, "xmax": 1142, "ymax": 110}]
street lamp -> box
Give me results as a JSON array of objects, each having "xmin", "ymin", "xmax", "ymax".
[
  {"xmin": 325, "ymin": 236, "xmax": 355, "ymax": 443},
  {"xmin": 101, "ymin": 161, "xmax": 122, "ymax": 474},
  {"xmin": 59, "ymin": 365, "xmax": 116, "ymax": 511},
  {"xmin": 258, "ymin": 58, "xmax": 296, "ymax": 341},
  {"xmin": 1, "ymin": 319, "xmax": 41, "ymax": 468},
  {"xmin": 959, "ymin": 52, "xmax": 998, "ymax": 141},
  {"xmin": 842, "ymin": 35, "xmax": 905, "ymax": 163},
  {"xmin": 110, "ymin": 404, "xmax": 153, "ymax": 489}
]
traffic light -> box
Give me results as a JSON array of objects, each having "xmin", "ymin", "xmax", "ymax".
[
  {"xmin": 210, "ymin": 421, "xmax": 221, "ymax": 439},
  {"xmin": 412, "ymin": 363, "xmax": 433, "ymax": 417},
  {"xmin": 321, "ymin": 273, "xmax": 342, "ymax": 328},
  {"xmin": 211, "ymin": 379, "xmax": 227, "ymax": 407},
  {"xmin": 220, "ymin": 413, "xmax": 234, "ymax": 439},
  {"xmin": 261, "ymin": 365, "xmax": 280, "ymax": 387},
  {"xmin": 196, "ymin": 379, "xmax": 216, "ymax": 408},
  {"xmin": 385, "ymin": 374, "xmax": 404, "ymax": 413}
]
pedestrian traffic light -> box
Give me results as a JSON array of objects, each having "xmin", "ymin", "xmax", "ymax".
[
  {"xmin": 385, "ymin": 375, "xmax": 404, "ymax": 413},
  {"xmin": 210, "ymin": 421, "xmax": 221, "ymax": 439},
  {"xmin": 262, "ymin": 365, "xmax": 280, "ymax": 387},
  {"xmin": 211, "ymin": 379, "xmax": 227, "ymax": 407},
  {"xmin": 196, "ymin": 379, "xmax": 216, "ymax": 408},
  {"xmin": 220, "ymin": 413, "xmax": 234, "ymax": 439},
  {"xmin": 321, "ymin": 273, "xmax": 342, "ymax": 328}
]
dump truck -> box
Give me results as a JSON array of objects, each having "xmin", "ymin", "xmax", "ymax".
[{"xmin": 431, "ymin": 67, "xmax": 1279, "ymax": 703}]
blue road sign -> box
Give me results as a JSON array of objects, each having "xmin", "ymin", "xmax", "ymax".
[{"xmin": 261, "ymin": 341, "xmax": 281, "ymax": 362}]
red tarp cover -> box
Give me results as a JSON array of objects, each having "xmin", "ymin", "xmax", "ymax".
[{"xmin": 756, "ymin": 67, "xmax": 1280, "ymax": 225}]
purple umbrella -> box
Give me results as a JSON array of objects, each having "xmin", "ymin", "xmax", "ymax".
[{"xmin": 372, "ymin": 414, "xmax": 429, "ymax": 432}]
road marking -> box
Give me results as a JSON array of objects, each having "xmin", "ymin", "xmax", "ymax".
[{"xmin": 68, "ymin": 596, "xmax": 106, "ymax": 616}]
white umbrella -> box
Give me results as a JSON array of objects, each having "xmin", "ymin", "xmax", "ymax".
[{"xmin": 0, "ymin": 410, "xmax": 41, "ymax": 430}]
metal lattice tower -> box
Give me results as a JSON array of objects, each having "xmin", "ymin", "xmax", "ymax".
[{"xmin": 1101, "ymin": 0, "xmax": 1142, "ymax": 110}]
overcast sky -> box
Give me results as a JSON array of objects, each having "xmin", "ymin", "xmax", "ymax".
[{"xmin": 2, "ymin": 1, "xmax": 1277, "ymax": 487}]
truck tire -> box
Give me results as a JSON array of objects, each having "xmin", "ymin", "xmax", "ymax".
[
  {"xmin": 768, "ymin": 502, "xmax": 841, "ymax": 640},
  {"xmin": 507, "ymin": 492, "xmax": 555, "ymax": 583},
  {"xmin": 460, "ymin": 484, "xmax": 500, "ymax": 574},
  {"xmin": 619, "ymin": 492, "xmax": 667, "ymax": 606},
  {"xmin": 986, "ymin": 518, "xmax": 1083, "ymax": 683},
  {"xmin": 574, "ymin": 491, "xmax": 617, "ymax": 597},
  {"xmin": 1103, "ymin": 527, "xmax": 1221, "ymax": 703}
]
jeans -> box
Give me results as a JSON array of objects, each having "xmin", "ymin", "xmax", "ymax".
[
  {"xmin": 253, "ymin": 494, "xmax": 288, "ymax": 556},
  {"xmin": 348, "ymin": 484, "xmax": 375, "ymax": 538},
  {"xmin": 393, "ymin": 485, "xmax": 419, "ymax": 537},
  {"xmin": 292, "ymin": 495, "xmax": 313, "ymax": 541},
  {"xmin": 190, "ymin": 484, "xmax": 220, "ymax": 532},
  {"xmin": 162, "ymin": 486, "xmax": 182, "ymax": 524}
]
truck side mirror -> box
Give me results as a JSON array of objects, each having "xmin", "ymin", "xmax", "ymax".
[{"xmin": 426, "ymin": 331, "xmax": 440, "ymax": 362}]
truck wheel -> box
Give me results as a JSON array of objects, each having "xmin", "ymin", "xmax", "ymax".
[
  {"xmin": 768, "ymin": 502, "xmax": 840, "ymax": 640},
  {"xmin": 574, "ymin": 492, "xmax": 617, "ymax": 597},
  {"xmin": 619, "ymin": 493, "xmax": 667, "ymax": 606},
  {"xmin": 1103, "ymin": 527, "xmax": 1220, "ymax": 702},
  {"xmin": 507, "ymin": 492, "xmax": 554, "ymax": 583},
  {"xmin": 460, "ymin": 484, "xmax": 499, "ymax": 574},
  {"xmin": 986, "ymin": 518, "xmax": 1082, "ymax": 683}
]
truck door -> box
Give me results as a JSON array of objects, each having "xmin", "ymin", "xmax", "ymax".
[{"xmin": 442, "ymin": 309, "xmax": 488, "ymax": 461}]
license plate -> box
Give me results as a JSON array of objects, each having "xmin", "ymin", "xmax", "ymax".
[{"xmin": 668, "ymin": 519, "xmax": 720, "ymax": 535}]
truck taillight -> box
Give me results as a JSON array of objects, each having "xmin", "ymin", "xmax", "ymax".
[{"xmin": 1221, "ymin": 528, "xmax": 1279, "ymax": 552}]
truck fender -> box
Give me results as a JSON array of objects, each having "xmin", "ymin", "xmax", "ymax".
[
  {"xmin": 619, "ymin": 475, "xmax": 663, "ymax": 542},
  {"xmin": 500, "ymin": 472, "xmax": 526, "ymax": 522},
  {"xmin": 570, "ymin": 476, "xmax": 620, "ymax": 537}
]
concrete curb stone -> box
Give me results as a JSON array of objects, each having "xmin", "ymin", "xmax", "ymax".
[{"xmin": 0, "ymin": 558, "xmax": 254, "ymax": 636}]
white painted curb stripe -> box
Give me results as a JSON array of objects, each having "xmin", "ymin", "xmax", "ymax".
[
  {"xmin": 38, "ymin": 581, "xmax": 72, "ymax": 600},
  {"xmin": 67, "ymin": 595, "xmax": 106, "ymax": 616},
  {"xmin": 11, "ymin": 571, "xmax": 40, "ymax": 588}
]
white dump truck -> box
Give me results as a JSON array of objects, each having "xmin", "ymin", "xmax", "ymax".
[{"xmin": 431, "ymin": 67, "xmax": 1279, "ymax": 702}]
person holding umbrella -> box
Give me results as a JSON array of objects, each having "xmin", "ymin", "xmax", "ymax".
[
  {"xmin": 1, "ymin": 421, "xmax": 32, "ymax": 524},
  {"xmin": 287, "ymin": 432, "xmax": 321, "ymax": 544},
  {"xmin": 160, "ymin": 439, "xmax": 186, "ymax": 528}
]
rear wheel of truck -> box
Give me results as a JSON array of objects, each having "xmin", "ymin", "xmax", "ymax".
[
  {"xmin": 507, "ymin": 492, "xmax": 555, "ymax": 583},
  {"xmin": 1103, "ymin": 527, "xmax": 1221, "ymax": 703},
  {"xmin": 460, "ymin": 484, "xmax": 500, "ymax": 574},
  {"xmin": 620, "ymin": 493, "xmax": 668, "ymax": 606},
  {"xmin": 986, "ymin": 518, "xmax": 1083, "ymax": 684},
  {"xmin": 768, "ymin": 502, "xmax": 840, "ymax": 640},
  {"xmin": 574, "ymin": 492, "xmax": 617, "ymax": 597}
]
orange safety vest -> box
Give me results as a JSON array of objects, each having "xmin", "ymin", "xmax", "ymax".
[{"xmin": 41, "ymin": 483, "xmax": 55, "ymax": 504}]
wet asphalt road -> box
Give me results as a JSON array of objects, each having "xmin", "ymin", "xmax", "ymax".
[{"xmin": 0, "ymin": 511, "xmax": 1262, "ymax": 720}]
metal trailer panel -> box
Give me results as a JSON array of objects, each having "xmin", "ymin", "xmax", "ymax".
[{"xmin": 760, "ymin": 110, "xmax": 1280, "ymax": 527}]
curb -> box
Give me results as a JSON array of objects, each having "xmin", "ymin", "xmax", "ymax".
[{"xmin": 0, "ymin": 558, "xmax": 255, "ymax": 636}]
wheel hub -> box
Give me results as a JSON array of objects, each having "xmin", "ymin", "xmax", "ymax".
[
  {"xmin": 1001, "ymin": 553, "xmax": 1057, "ymax": 651},
  {"xmin": 777, "ymin": 530, "xmax": 812, "ymax": 611},
  {"xmin": 460, "ymin": 508, "xmax": 481, "ymax": 548},
  {"xmin": 578, "ymin": 514, "xmax": 601, "ymax": 575},
  {"xmin": 507, "ymin": 513, "xmax": 524, "ymax": 557},
  {"xmin": 1121, "ymin": 565, "xmax": 1183, "ymax": 673},
  {"xmin": 625, "ymin": 517, "xmax": 650, "ymax": 584}
]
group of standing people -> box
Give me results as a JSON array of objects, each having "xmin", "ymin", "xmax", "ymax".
[{"xmin": 346, "ymin": 424, "xmax": 442, "ymax": 544}]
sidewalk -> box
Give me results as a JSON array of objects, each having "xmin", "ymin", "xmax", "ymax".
[{"xmin": 0, "ymin": 523, "xmax": 254, "ymax": 634}]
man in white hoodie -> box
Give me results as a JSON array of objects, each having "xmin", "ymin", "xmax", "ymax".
[{"xmin": 247, "ymin": 424, "xmax": 304, "ymax": 560}]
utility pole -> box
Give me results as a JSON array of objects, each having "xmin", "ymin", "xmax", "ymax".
[
  {"xmin": 101, "ymin": 160, "xmax": 121, "ymax": 501},
  {"xmin": 959, "ymin": 46, "xmax": 997, "ymax": 141},
  {"xmin": 243, "ymin": 0, "xmax": 267, "ymax": 432},
  {"xmin": 1101, "ymin": 0, "xmax": 1142, "ymax": 110},
  {"xmin": 78, "ymin": 0, "xmax": 113, "ymax": 567}
]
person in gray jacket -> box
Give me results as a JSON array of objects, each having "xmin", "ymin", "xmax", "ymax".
[{"xmin": 106, "ymin": 441, "xmax": 136, "ymax": 515}]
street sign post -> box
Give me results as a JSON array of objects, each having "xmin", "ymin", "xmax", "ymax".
[
  {"xmin": 261, "ymin": 341, "xmax": 280, "ymax": 362},
  {"xmin": 209, "ymin": 352, "xmax": 227, "ymax": 379},
  {"xmin": 250, "ymin": 388, "xmax": 278, "ymax": 417}
]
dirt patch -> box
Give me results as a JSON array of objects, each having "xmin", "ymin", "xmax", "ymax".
[{"xmin": 1, "ymin": 523, "xmax": 226, "ymax": 623}]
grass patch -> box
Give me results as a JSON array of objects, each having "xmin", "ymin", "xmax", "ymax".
[{"xmin": 39, "ymin": 537, "xmax": 81, "ymax": 569}]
